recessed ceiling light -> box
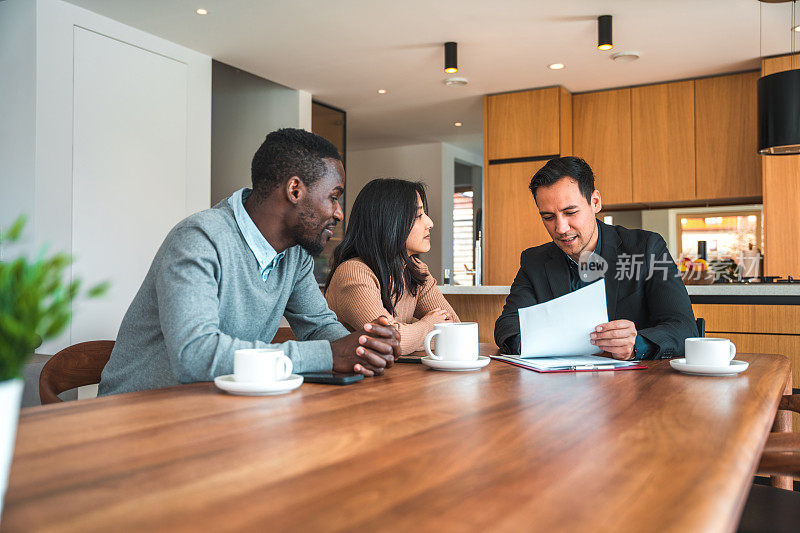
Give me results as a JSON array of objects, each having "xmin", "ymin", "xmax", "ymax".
[
  {"xmin": 377, "ymin": 89, "xmax": 387, "ymax": 94},
  {"xmin": 196, "ymin": 8, "xmax": 208, "ymax": 15},
  {"xmin": 443, "ymin": 77, "xmax": 468, "ymax": 87},
  {"xmin": 454, "ymin": 122, "xmax": 463, "ymax": 127},
  {"xmin": 611, "ymin": 51, "xmax": 640, "ymax": 63},
  {"xmin": 548, "ymin": 63, "xmax": 565, "ymax": 70}
]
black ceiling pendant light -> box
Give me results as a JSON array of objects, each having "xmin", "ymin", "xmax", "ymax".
[
  {"xmin": 444, "ymin": 41, "xmax": 457, "ymax": 74},
  {"xmin": 598, "ymin": 15, "xmax": 612, "ymax": 51},
  {"xmin": 758, "ymin": 0, "xmax": 800, "ymax": 155}
]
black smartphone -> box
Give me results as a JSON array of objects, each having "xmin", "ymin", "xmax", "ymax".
[
  {"xmin": 299, "ymin": 372, "xmax": 364, "ymax": 385},
  {"xmin": 396, "ymin": 356, "xmax": 423, "ymax": 364}
]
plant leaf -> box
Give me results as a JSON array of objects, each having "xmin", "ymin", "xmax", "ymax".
[{"xmin": 2, "ymin": 215, "xmax": 26, "ymax": 243}]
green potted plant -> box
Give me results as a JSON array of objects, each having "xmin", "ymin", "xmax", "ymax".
[{"xmin": 0, "ymin": 216, "xmax": 107, "ymax": 518}]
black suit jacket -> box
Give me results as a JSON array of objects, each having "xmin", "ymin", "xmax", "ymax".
[{"xmin": 494, "ymin": 220, "xmax": 697, "ymax": 358}]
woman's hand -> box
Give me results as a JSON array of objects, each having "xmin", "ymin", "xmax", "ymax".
[{"xmin": 422, "ymin": 308, "xmax": 451, "ymax": 323}]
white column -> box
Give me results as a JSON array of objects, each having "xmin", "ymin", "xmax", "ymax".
[{"xmin": 298, "ymin": 90, "xmax": 313, "ymax": 131}]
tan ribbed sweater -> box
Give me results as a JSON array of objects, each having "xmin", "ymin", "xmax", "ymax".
[{"xmin": 325, "ymin": 258, "xmax": 460, "ymax": 354}]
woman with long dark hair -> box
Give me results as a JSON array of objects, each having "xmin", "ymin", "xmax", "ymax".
[{"xmin": 325, "ymin": 178, "xmax": 459, "ymax": 355}]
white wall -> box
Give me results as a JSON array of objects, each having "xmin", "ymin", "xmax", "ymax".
[
  {"xmin": 211, "ymin": 61, "xmax": 303, "ymax": 205},
  {"xmin": 0, "ymin": 0, "xmax": 36, "ymax": 259},
  {"xmin": 346, "ymin": 142, "xmax": 482, "ymax": 283},
  {"xmin": 347, "ymin": 143, "xmax": 445, "ymax": 280},
  {"xmin": 0, "ymin": 0, "xmax": 212, "ymax": 354},
  {"xmin": 640, "ymin": 210, "xmax": 673, "ymax": 256}
]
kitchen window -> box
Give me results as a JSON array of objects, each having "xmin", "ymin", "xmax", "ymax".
[
  {"xmin": 675, "ymin": 210, "xmax": 762, "ymax": 261},
  {"xmin": 453, "ymin": 188, "xmax": 476, "ymax": 285}
]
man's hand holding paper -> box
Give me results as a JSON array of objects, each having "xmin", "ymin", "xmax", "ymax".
[
  {"xmin": 590, "ymin": 320, "xmax": 637, "ymax": 360},
  {"xmin": 518, "ymin": 279, "xmax": 610, "ymax": 358}
]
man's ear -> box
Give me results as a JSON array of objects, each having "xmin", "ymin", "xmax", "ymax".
[
  {"xmin": 285, "ymin": 176, "xmax": 306, "ymax": 205},
  {"xmin": 591, "ymin": 189, "xmax": 602, "ymax": 214}
]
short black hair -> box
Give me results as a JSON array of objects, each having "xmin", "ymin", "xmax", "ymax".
[
  {"xmin": 250, "ymin": 128, "xmax": 342, "ymax": 198},
  {"xmin": 528, "ymin": 156, "xmax": 595, "ymax": 204}
]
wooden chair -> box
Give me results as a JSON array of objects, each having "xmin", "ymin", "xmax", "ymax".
[
  {"xmin": 39, "ymin": 340, "xmax": 115, "ymax": 404},
  {"xmin": 743, "ymin": 395, "xmax": 800, "ymax": 532},
  {"xmin": 758, "ymin": 394, "xmax": 800, "ymax": 479},
  {"xmin": 271, "ymin": 327, "xmax": 297, "ymax": 343}
]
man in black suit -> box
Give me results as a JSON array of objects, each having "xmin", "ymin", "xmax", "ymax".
[{"xmin": 494, "ymin": 157, "xmax": 697, "ymax": 359}]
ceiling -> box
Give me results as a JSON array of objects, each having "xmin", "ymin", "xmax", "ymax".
[{"xmin": 64, "ymin": 0, "xmax": 799, "ymax": 156}]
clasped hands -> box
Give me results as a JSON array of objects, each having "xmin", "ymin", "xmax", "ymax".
[
  {"xmin": 589, "ymin": 319, "xmax": 637, "ymax": 361},
  {"xmin": 330, "ymin": 316, "xmax": 401, "ymax": 376},
  {"xmin": 332, "ymin": 316, "xmax": 637, "ymax": 373}
]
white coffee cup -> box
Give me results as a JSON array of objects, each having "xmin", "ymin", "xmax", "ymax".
[
  {"xmin": 684, "ymin": 337, "xmax": 736, "ymax": 367},
  {"xmin": 424, "ymin": 322, "xmax": 479, "ymax": 361},
  {"xmin": 234, "ymin": 348, "xmax": 292, "ymax": 383}
]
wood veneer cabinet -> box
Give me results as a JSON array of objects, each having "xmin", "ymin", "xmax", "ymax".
[
  {"xmin": 761, "ymin": 54, "xmax": 800, "ymax": 277},
  {"xmin": 444, "ymin": 294, "xmax": 506, "ymax": 343},
  {"xmin": 695, "ymin": 72, "xmax": 761, "ymax": 199},
  {"xmin": 572, "ymin": 88, "xmax": 632, "ymax": 205},
  {"xmin": 484, "ymin": 87, "xmax": 571, "ymax": 161},
  {"xmin": 483, "ymin": 87, "xmax": 572, "ymax": 284},
  {"xmin": 631, "ymin": 80, "xmax": 696, "ymax": 203},
  {"xmin": 485, "ymin": 160, "xmax": 552, "ymax": 285}
]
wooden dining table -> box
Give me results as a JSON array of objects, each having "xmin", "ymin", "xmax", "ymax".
[{"xmin": 1, "ymin": 346, "xmax": 791, "ymax": 533}]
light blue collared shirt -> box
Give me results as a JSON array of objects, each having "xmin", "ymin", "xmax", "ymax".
[{"xmin": 228, "ymin": 188, "xmax": 285, "ymax": 282}]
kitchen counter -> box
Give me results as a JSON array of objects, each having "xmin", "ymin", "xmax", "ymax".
[
  {"xmin": 439, "ymin": 284, "xmax": 800, "ymax": 304},
  {"xmin": 438, "ymin": 283, "xmax": 800, "ymax": 343}
]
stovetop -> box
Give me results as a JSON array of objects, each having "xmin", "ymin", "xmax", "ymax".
[{"xmin": 726, "ymin": 276, "xmax": 800, "ymax": 284}]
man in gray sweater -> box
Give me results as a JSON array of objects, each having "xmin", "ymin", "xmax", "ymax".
[{"xmin": 99, "ymin": 129, "xmax": 399, "ymax": 395}]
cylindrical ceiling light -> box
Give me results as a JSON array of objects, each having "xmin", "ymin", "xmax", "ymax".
[
  {"xmin": 444, "ymin": 42, "xmax": 458, "ymax": 73},
  {"xmin": 598, "ymin": 15, "xmax": 612, "ymax": 50},
  {"xmin": 757, "ymin": 0, "xmax": 800, "ymax": 155}
]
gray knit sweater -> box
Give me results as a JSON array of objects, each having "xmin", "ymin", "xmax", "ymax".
[{"xmin": 98, "ymin": 200, "xmax": 349, "ymax": 395}]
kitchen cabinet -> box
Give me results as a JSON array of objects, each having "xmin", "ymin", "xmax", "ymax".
[
  {"xmin": 631, "ymin": 80, "xmax": 696, "ymax": 203},
  {"xmin": 761, "ymin": 54, "xmax": 800, "ymax": 277},
  {"xmin": 695, "ymin": 72, "xmax": 761, "ymax": 199},
  {"xmin": 572, "ymin": 88, "xmax": 632, "ymax": 205},
  {"xmin": 483, "ymin": 87, "xmax": 572, "ymax": 284},
  {"xmin": 484, "ymin": 87, "xmax": 571, "ymax": 161},
  {"xmin": 443, "ymin": 294, "xmax": 507, "ymax": 343},
  {"xmin": 485, "ymin": 160, "xmax": 552, "ymax": 285}
]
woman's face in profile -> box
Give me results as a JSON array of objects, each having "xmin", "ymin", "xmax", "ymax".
[{"xmin": 405, "ymin": 192, "xmax": 433, "ymax": 256}]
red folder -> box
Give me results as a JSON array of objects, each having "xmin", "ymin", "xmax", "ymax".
[{"xmin": 490, "ymin": 355, "xmax": 647, "ymax": 373}]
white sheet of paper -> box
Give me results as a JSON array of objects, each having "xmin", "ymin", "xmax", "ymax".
[{"xmin": 519, "ymin": 278, "xmax": 609, "ymax": 357}]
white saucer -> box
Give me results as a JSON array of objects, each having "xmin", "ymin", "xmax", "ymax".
[
  {"xmin": 669, "ymin": 359, "xmax": 749, "ymax": 377},
  {"xmin": 214, "ymin": 374, "xmax": 303, "ymax": 396},
  {"xmin": 421, "ymin": 356, "xmax": 490, "ymax": 372}
]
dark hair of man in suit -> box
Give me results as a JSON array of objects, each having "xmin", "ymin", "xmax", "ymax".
[
  {"xmin": 528, "ymin": 156, "xmax": 596, "ymax": 204},
  {"xmin": 250, "ymin": 128, "xmax": 342, "ymax": 199},
  {"xmin": 526, "ymin": 156, "xmax": 603, "ymax": 262}
]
